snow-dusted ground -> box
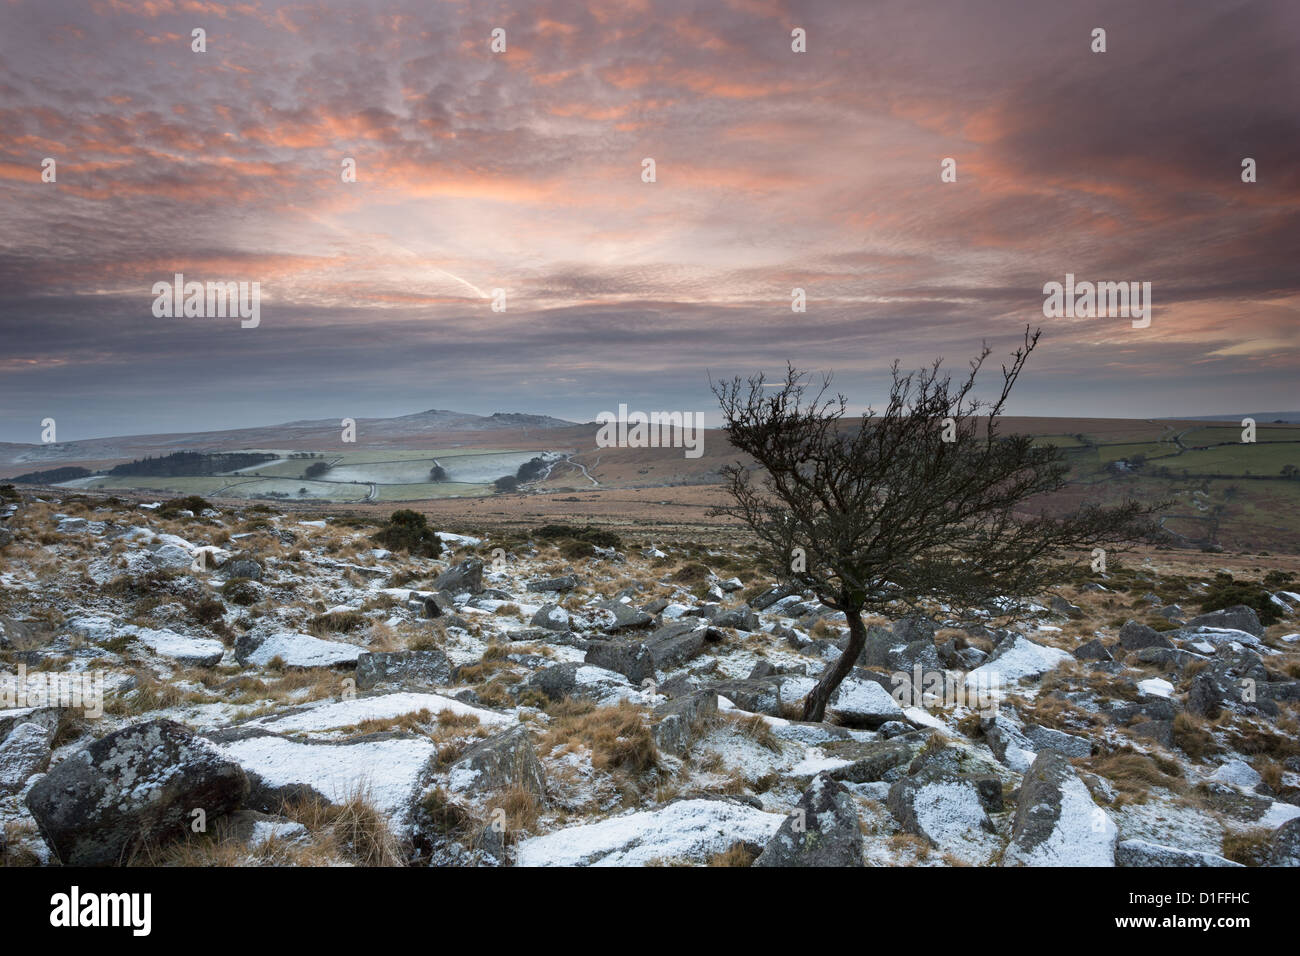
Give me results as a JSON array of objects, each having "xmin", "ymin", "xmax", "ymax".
[{"xmin": 2, "ymin": 494, "xmax": 1299, "ymax": 868}]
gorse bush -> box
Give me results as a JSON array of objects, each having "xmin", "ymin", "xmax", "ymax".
[
  {"xmin": 535, "ymin": 524, "xmax": 621, "ymax": 549},
  {"xmin": 187, "ymin": 596, "xmax": 226, "ymax": 625},
  {"xmin": 1198, "ymin": 575, "xmax": 1281, "ymax": 626},
  {"xmin": 373, "ymin": 509, "xmax": 443, "ymax": 558},
  {"xmin": 1263, "ymin": 569, "xmax": 1294, "ymax": 589},
  {"xmin": 220, "ymin": 578, "xmax": 260, "ymax": 606},
  {"xmin": 158, "ymin": 495, "xmax": 214, "ymax": 518}
]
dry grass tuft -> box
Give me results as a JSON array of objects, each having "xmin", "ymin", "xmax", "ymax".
[
  {"xmin": 283, "ymin": 787, "xmax": 404, "ymax": 866},
  {"xmin": 708, "ymin": 843, "xmax": 758, "ymax": 866},
  {"xmin": 541, "ymin": 699, "xmax": 660, "ymax": 774}
]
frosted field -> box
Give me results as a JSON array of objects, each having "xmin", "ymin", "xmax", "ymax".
[
  {"xmin": 229, "ymin": 459, "xmax": 336, "ymax": 478},
  {"xmin": 324, "ymin": 448, "xmax": 507, "ymax": 464},
  {"xmin": 435, "ymin": 451, "xmax": 546, "ymax": 483},
  {"xmin": 249, "ymin": 451, "xmax": 545, "ymax": 484},
  {"xmin": 52, "ymin": 448, "xmax": 554, "ymax": 501},
  {"xmin": 218, "ymin": 478, "xmax": 371, "ymax": 500},
  {"xmin": 326, "ymin": 459, "xmax": 446, "ymax": 483},
  {"xmin": 64, "ymin": 474, "xmax": 371, "ymax": 501},
  {"xmin": 67, "ymin": 475, "xmax": 247, "ymax": 495}
]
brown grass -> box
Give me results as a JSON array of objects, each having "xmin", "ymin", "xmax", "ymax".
[
  {"xmin": 486, "ymin": 784, "xmax": 542, "ymax": 833},
  {"xmin": 282, "ymin": 788, "xmax": 404, "ymax": 866},
  {"xmin": 1084, "ymin": 749, "xmax": 1186, "ymax": 797},
  {"xmin": 708, "ymin": 843, "xmax": 758, "ymax": 866},
  {"xmin": 1171, "ymin": 712, "xmax": 1219, "ymax": 760},
  {"xmin": 1221, "ymin": 829, "xmax": 1272, "ymax": 867},
  {"xmin": 541, "ymin": 699, "xmax": 659, "ymax": 774}
]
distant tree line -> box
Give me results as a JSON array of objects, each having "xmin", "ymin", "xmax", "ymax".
[
  {"xmin": 11, "ymin": 466, "xmax": 93, "ymax": 484},
  {"xmin": 516, "ymin": 456, "xmax": 550, "ymax": 482},
  {"xmin": 108, "ymin": 451, "xmax": 276, "ymax": 478}
]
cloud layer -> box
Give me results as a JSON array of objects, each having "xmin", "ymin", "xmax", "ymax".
[{"xmin": 1, "ymin": 0, "xmax": 1297, "ymax": 440}]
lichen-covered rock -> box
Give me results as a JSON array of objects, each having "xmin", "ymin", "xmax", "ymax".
[
  {"xmin": 224, "ymin": 558, "xmax": 263, "ymax": 581},
  {"xmin": 826, "ymin": 670, "xmax": 904, "ymax": 728},
  {"xmin": 130, "ymin": 626, "xmax": 226, "ymax": 667},
  {"xmin": 526, "ymin": 575, "xmax": 580, "ymax": 593},
  {"xmin": 1271, "ymin": 817, "xmax": 1300, "ymax": 867},
  {"xmin": 705, "ymin": 677, "xmax": 786, "ymax": 716},
  {"xmin": 0, "ymin": 721, "xmax": 52, "ymax": 795},
  {"xmin": 234, "ymin": 627, "xmax": 362, "ymax": 669},
  {"xmin": 1119, "ymin": 620, "xmax": 1173, "ymax": 651},
  {"xmin": 713, "ymin": 606, "xmax": 760, "ymax": 631},
  {"xmin": 518, "ymin": 662, "xmax": 639, "ymax": 704},
  {"xmin": 1116, "ymin": 839, "xmax": 1241, "ymax": 867},
  {"xmin": 530, "ymin": 603, "xmax": 570, "ymax": 631},
  {"xmin": 887, "ymin": 763, "xmax": 1003, "ymax": 865},
  {"xmin": 644, "ymin": 622, "xmax": 720, "ymax": 670},
  {"xmin": 653, "ymin": 690, "xmax": 719, "ymax": 755},
  {"xmin": 584, "ymin": 640, "xmax": 656, "ymax": 684},
  {"xmin": 434, "ymin": 558, "xmax": 484, "ymax": 595},
  {"xmin": 25, "ymin": 719, "xmax": 249, "ymax": 865},
  {"xmin": 0, "ymin": 706, "xmax": 62, "ymax": 742},
  {"xmin": 515, "ymin": 797, "xmax": 781, "ymax": 866},
  {"xmin": 1186, "ymin": 605, "xmax": 1264, "ymax": 637},
  {"xmin": 825, "ymin": 731, "xmax": 934, "ymax": 784},
  {"xmin": 355, "ymin": 650, "xmax": 452, "ymax": 690},
  {"xmin": 446, "ymin": 725, "xmax": 546, "ymax": 799},
  {"xmin": 1072, "ymin": 638, "xmax": 1113, "ymax": 662},
  {"xmin": 1024, "ymin": 724, "xmax": 1091, "ymax": 759},
  {"xmin": 754, "ymin": 773, "xmax": 863, "ymax": 867},
  {"xmin": 1003, "ymin": 750, "xmax": 1116, "ymax": 867},
  {"xmin": 212, "ymin": 727, "xmax": 435, "ymax": 822},
  {"xmin": 598, "ymin": 600, "xmax": 655, "ymax": 633}
]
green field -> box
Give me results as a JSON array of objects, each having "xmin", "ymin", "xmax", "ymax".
[
  {"xmin": 1155, "ymin": 443, "xmax": 1299, "ymax": 476},
  {"xmin": 1179, "ymin": 424, "xmax": 1300, "ymax": 445},
  {"xmin": 373, "ymin": 482, "xmax": 493, "ymax": 501}
]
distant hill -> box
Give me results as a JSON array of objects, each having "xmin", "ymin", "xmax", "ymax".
[
  {"xmin": 1162, "ymin": 412, "xmax": 1300, "ymax": 424},
  {"xmin": 0, "ymin": 408, "xmax": 580, "ymax": 471},
  {"xmin": 276, "ymin": 409, "xmax": 576, "ymax": 434}
]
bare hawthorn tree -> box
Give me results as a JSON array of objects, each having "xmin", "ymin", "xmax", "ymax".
[{"xmin": 712, "ymin": 327, "xmax": 1160, "ymax": 722}]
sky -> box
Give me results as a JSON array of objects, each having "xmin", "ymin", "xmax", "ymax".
[{"xmin": 0, "ymin": 0, "xmax": 1297, "ymax": 442}]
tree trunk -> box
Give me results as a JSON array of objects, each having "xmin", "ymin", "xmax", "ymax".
[{"xmin": 801, "ymin": 609, "xmax": 866, "ymax": 722}]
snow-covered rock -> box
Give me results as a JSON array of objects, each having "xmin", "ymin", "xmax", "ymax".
[
  {"xmin": 827, "ymin": 674, "xmax": 904, "ymax": 726},
  {"xmin": 969, "ymin": 634, "xmax": 1071, "ymax": 685},
  {"xmin": 130, "ymin": 627, "xmax": 226, "ymax": 667},
  {"xmin": 1003, "ymin": 751, "xmax": 1116, "ymax": 867},
  {"xmin": 1138, "ymin": 677, "xmax": 1174, "ymax": 698},
  {"xmin": 516, "ymin": 799, "xmax": 784, "ymax": 867},
  {"xmin": 235, "ymin": 630, "xmax": 362, "ymax": 669},
  {"xmin": 215, "ymin": 732, "xmax": 436, "ymax": 821},
  {"xmin": 1208, "ymin": 759, "xmax": 1262, "ymax": 790},
  {"xmin": 1116, "ymin": 839, "xmax": 1242, "ymax": 867}
]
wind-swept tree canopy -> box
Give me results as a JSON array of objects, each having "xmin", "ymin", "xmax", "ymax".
[{"xmin": 712, "ymin": 328, "xmax": 1160, "ymax": 721}]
